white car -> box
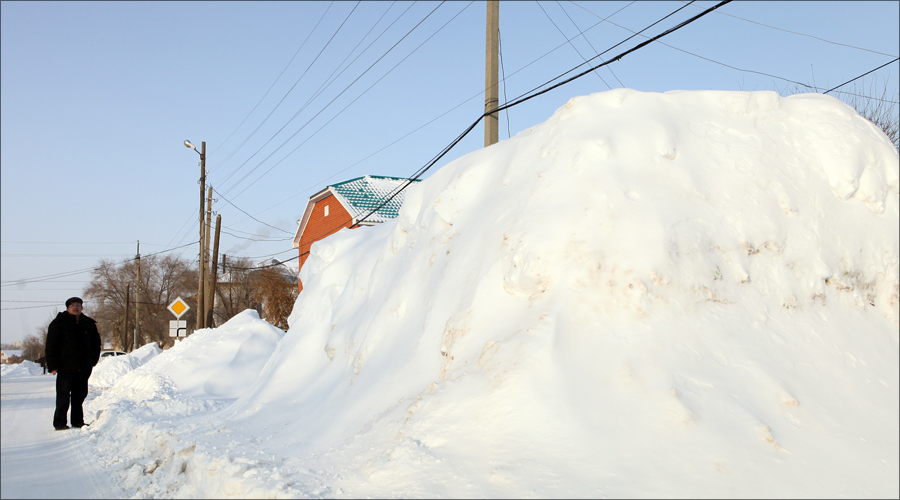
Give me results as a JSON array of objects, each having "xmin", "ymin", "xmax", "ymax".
[{"xmin": 99, "ymin": 350, "xmax": 127, "ymax": 361}]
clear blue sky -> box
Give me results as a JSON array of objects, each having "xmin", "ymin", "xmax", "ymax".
[{"xmin": 2, "ymin": 1, "xmax": 898, "ymax": 344}]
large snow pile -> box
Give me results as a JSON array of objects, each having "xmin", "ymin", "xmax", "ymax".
[
  {"xmin": 89, "ymin": 342, "xmax": 162, "ymax": 389},
  {"xmin": 82, "ymin": 310, "xmax": 288, "ymax": 497},
  {"xmin": 136, "ymin": 309, "xmax": 285, "ymax": 398},
  {"xmin": 0, "ymin": 360, "xmax": 44, "ymax": 378},
  {"xmin": 84, "ymin": 89, "xmax": 898, "ymax": 498}
]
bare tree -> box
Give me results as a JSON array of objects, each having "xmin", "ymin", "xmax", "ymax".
[
  {"xmin": 250, "ymin": 264, "xmax": 298, "ymax": 330},
  {"xmin": 214, "ymin": 257, "xmax": 297, "ymax": 330},
  {"xmin": 839, "ymin": 78, "xmax": 899, "ymax": 150},
  {"xmin": 84, "ymin": 254, "xmax": 197, "ymax": 350},
  {"xmin": 22, "ymin": 311, "xmax": 58, "ymax": 362},
  {"xmin": 214, "ymin": 256, "xmax": 256, "ymax": 325},
  {"xmin": 776, "ymin": 76, "xmax": 898, "ymax": 150},
  {"xmin": 22, "ymin": 333, "xmax": 45, "ymax": 361}
]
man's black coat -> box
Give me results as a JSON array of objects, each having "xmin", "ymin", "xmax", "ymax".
[{"xmin": 45, "ymin": 312, "xmax": 101, "ymax": 373}]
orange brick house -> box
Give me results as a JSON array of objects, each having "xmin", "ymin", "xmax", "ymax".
[{"xmin": 291, "ymin": 175, "xmax": 420, "ymax": 292}]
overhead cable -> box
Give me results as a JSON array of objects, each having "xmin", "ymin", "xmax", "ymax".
[
  {"xmin": 214, "ymin": 2, "xmax": 363, "ymax": 186},
  {"xmin": 220, "ymin": 2, "xmax": 420, "ymax": 194},
  {"xmin": 220, "ymin": 230, "xmax": 292, "ymax": 242},
  {"xmin": 823, "ymin": 57, "xmax": 900, "ymax": 95},
  {"xmin": 209, "ymin": 1, "xmax": 336, "ymax": 161},
  {"xmin": 228, "ymin": 0, "xmax": 632, "ymax": 224},
  {"xmin": 678, "ymin": 0, "xmax": 898, "ymax": 58},
  {"xmin": 1, "ymin": 241, "xmax": 199, "ymax": 287},
  {"xmin": 223, "ymin": 254, "xmax": 300, "ymax": 271},
  {"xmin": 1, "ymin": 304, "xmax": 63, "ymax": 311},
  {"xmin": 228, "ymin": 1, "xmax": 466, "ymax": 201},
  {"xmin": 556, "ymin": 0, "xmax": 625, "ymax": 87},
  {"xmin": 359, "ymin": 0, "xmax": 733, "ymax": 225},
  {"xmin": 568, "ymin": 1, "xmax": 889, "ymax": 95},
  {"xmin": 536, "ymin": 1, "xmax": 611, "ymax": 89},
  {"xmin": 224, "ymin": 2, "xmax": 450, "ymax": 199},
  {"xmin": 508, "ymin": 0, "xmax": 697, "ymax": 105},
  {"xmin": 212, "ymin": 187, "xmax": 292, "ymax": 234}
]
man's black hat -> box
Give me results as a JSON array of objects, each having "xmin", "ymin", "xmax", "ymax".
[{"xmin": 65, "ymin": 297, "xmax": 83, "ymax": 307}]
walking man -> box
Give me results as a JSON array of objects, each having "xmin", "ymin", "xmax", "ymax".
[{"xmin": 45, "ymin": 297, "xmax": 101, "ymax": 430}]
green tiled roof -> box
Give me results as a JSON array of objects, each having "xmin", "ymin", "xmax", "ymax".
[{"xmin": 330, "ymin": 175, "xmax": 420, "ymax": 223}]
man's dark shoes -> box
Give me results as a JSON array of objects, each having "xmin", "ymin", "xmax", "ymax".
[
  {"xmin": 72, "ymin": 422, "xmax": 90, "ymax": 428},
  {"xmin": 54, "ymin": 426, "xmax": 70, "ymax": 431}
]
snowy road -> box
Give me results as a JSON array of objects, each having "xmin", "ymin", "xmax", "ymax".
[{"xmin": 1, "ymin": 374, "xmax": 125, "ymax": 499}]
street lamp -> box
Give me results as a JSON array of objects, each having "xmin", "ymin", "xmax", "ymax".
[{"xmin": 185, "ymin": 139, "xmax": 206, "ymax": 329}]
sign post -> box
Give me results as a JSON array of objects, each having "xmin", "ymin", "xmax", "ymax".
[{"xmin": 167, "ymin": 297, "xmax": 190, "ymax": 338}]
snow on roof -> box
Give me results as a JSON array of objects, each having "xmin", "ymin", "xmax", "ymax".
[
  {"xmin": 329, "ymin": 175, "xmax": 419, "ymax": 224},
  {"xmin": 292, "ymin": 175, "xmax": 421, "ymax": 248}
]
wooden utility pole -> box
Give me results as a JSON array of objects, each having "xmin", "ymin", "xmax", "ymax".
[
  {"xmin": 197, "ymin": 142, "xmax": 206, "ymax": 330},
  {"xmin": 484, "ymin": 0, "xmax": 499, "ymax": 147},
  {"xmin": 134, "ymin": 241, "xmax": 141, "ymax": 351},
  {"xmin": 124, "ymin": 283, "xmax": 131, "ymax": 352},
  {"xmin": 207, "ymin": 213, "xmax": 222, "ymax": 328}
]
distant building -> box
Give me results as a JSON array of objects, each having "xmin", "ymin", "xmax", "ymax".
[
  {"xmin": 291, "ymin": 175, "xmax": 420, "ymax": 292},
  {"xmin": 1, "ymin": 349, "xmax": 24, "ymax": 364}
]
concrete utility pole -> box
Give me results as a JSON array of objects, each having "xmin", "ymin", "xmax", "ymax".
[
  {"xmin": 192, "ymin": 141, "xmax": 206, "ymax": 330},
  {"xmin": 207, "ymin": 213, "xmax": 221, "ymax": 328},
  {"xmin": 134, "ymin": 241, "xmax": 141, "ymax": 351},
  {"xmin": 484, "ymin": 0, "xmax": 500, "ymax": 147}
]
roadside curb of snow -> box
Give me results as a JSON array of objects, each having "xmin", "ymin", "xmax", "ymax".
[{"xmin": 85, "ymin": 371, "xmax": 309, "ymax": 498}]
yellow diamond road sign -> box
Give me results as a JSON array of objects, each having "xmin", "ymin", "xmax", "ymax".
[{"xmin": 167, "ymin": 297, "xmax": 190, "ymax": 319}]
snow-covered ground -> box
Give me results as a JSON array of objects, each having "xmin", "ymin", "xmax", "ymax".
[
  {"xmin": 2, "ymin": 89, "xmax": 898, "ymax": 498},
  {"xmin": 1, "ymin": 374, "xmax": 129, "ymax": 499}
]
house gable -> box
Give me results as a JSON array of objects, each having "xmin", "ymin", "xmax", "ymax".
[
  {"xmin": 291, "ymin": 175, "xmax": 422, "ymax": 292},
  {"xmin": 297, "ymin": 193, "xmax": 353, "ymax": 269}
]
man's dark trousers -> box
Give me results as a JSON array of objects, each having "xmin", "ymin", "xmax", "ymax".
[{"xmin": 53, "ymin": 369, "xmax": 91, "ymax": 428}]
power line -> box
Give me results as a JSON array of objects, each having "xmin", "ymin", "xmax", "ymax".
[
  {"xmin": 567, "ymin": 1, "xmax": 881, "ymax": 95},
  {"xmin": 225, "ymin": 2, "xmax": 468, "ymax": 203},
  {"xmin": 227, "ymin": 0, "xmax": 632, "ymax": 225},
  {"xmin": 1, "ymin": 304, "xmax": 62, "ymax": 311},
  {"xmin": 508, "ymin": 1, "xmax": 697, "ymax": 106},
  {"xmin": 209, "ymin": 1, "xmax": 336, "ymax": 161},
  {"xmin": 212, "ymin": 187, "xmax": 292, "ymax": 234},
  {"xmin": 498, "ymin": 26, "xmax": 511, "ymax": 139},
  {"xmin": 823, "ymin": 58, "xmax": 900, "ymax": 95},
  {"xmin": 223, "ymin": 2, "xmax": 451, "ymax": 200},
  {"xmin": 2, "ymin": 254, "xmax": 139, "ymax": 258},
  {"xmin": 213, "ymin": 2, "xmax": 420, "ymax": 216},
  {"xmin": 825, "ymin": 89, "xmax": 898, "ymax": 105},
  {"xmin": 232, "ymin": 248, "xmax": 297, "ymax": 262},
  {"xmin": 269, "ymin": 1, "xmax": 406, "ymax": 155},
  {"xmin": 556, "ymin": 0, "xmax": 624, "ymax": 87},
  {"xmin": 0, "ymin": 241, "xmax": 199, "ymax": 288},
  {"xmin": 212, "ymin": 2, "xmax": 360, "ymax": 181},
  {"xmin": 365, "ymin": 1, "xmax": 704, "ymax": 219},
  {"xmin": 536, "ymin": 1, "xmax": 612, "ymax": 90},
  {"xmin": 0, "ymin": 241, "xmax": 153, "ymax": 245},
  {"xmin": 220, "ymin": 225, "xmax": 280, "ymax": 238},
  {"xmin": 220, "ymin": 230, "xmax": 292, "ymax": 242},
  {"xmin": 679, "ymin": 0, "xmax": 898, "ymax": 58},
  {"xmin": 224, "ymin": 254, "xmax": 300, "ymax": 271},
  {"xmin": 215, "ymin": 2, "xmax": 365, "ymax": 189},
  {"xmin": 359, "ymin": 0, "xmax": 733, "ymax": 225}
]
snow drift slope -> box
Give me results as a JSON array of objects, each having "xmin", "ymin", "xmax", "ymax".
[{"xmin": 230, "ymin": 90, "xmax": 898, "ymax": 497}]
